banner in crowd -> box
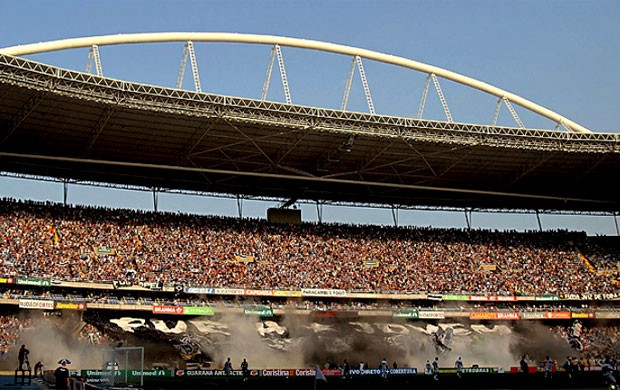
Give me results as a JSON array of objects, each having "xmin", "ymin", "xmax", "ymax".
[
  {"xmin": 470, "ymin": 312, "xmax": 520, "ymax": 320},
  {"xmin": 544, "ymin": 312, "xmax": 571, "ymax": 319},
  {"xmin": 244, "ymin": 307, "xmax": 274, "ymax": 317},
  {"xmin": 141, "ymin": 281, "xmax": 164, "ymax": 291},
  {"xmin": 152, "ymin": 306, "xmax": 214, "ymax": 315},
  {"xmin": 311, "ymin": 310, "xmax": 358, "ymax": 318},
  {"xmin": 109, "ymin": 280, "xmax": 164, "ymax": 291},
  {"xmin": 234, "ymin": 255, "xmax": 255, "ymax": 263},
  {"xmin": 440, "ymin": 294, "xmax": 469, "ymax": 301},
  {"xmin": 273, "ymin": 290, "xmax": 303, "ymax": 297},
  {"xmin": 179, "ymin": 369, "xmax": 258, "ymax": 377},
  {"xmin": 55, "ymin": 302, "xmax": 86, "ymax": 311},
  {"xmin": 301, "ymin": 289, "xmax": 347, "ymax": 297},
  {"xmin": 261, "ymin": 369, "xmax": 323, "ymax": 378},
  {"xmin": 16, "ymin": 277, "xmax": 51, "ymax": 287},
  {"xmin": 467, "ymin": 295, "xmax": 518, "ymax": 302},
  {"xmin": 174, "ymin": 368, "xmax": 351, "ymax": 378},
  {"xmin": 348, "ymin": 368, "xmax": 418, "ymax": 376},
  {"xmin": 183, "ymin": 306, "xmax": 215, "ymax": 316},
  {"xmin": 165, "ymin": 368, "xmax": 419, "ymax": 378},
  {"xmin": 82, "ymin": 369, "xmax": 172, "ymax": 383},
  {"xmin": 442, "ymin": 294, "xmax": 520, "ymax": 302},
  {"xmin": 213, "ymin": 288, "xmax": 245, "ymax": 295},
  {"xmin": 18, "ymin": 299, "xmax": 55, "ymax": 310},
  {"xmin": 52, "ymin": 227, "xmax": 61, "ymax": 247},
  {"xmin": 481, "ymin": 264, "xmax": 497, "ymax": 271},
  {"xmin": 439, "ymin": 367, "xmax": 500, "ymax": 374},
  {"xmin": 571, "ymin": 312, "xmax": 595, "ymax": 319},
  {"xmin": 560, "ymin": 293, "xmax": 619, "ymax": 300},
  {"xmin": 112, "ymin": 280, "xmax": 133, "ymax": 289},
  {"xmin": 245, "ymin": 289, "xmax": 274, "ymax": 296},
  {"xmin": 93, "ymin": 246, "xmax": 116, "ymax": 255},
  {"xmin": 0, "ymin": 277, "xmax": 13, "ymax": 284},
  {"xmin": 184, "ymin": 287, "xmax": 213, "ymax": 294},
  {"xmin": 176, "ymin": 368, "xmax": 322, "ymax": 378},
  {"xmin": 520, "ymin": 312, "xmax": 547, "ymax": 319},
  {"xmin": 358, "ymin": 292, "xmax": 421, "ymax": 299},
  {"xmin": 183, "ymin": 287, "xmax": 245, "ymax": 295},
  {"xmin": 393, "ymin": 310, "xmax": 419, "ymax": 318},
  {"xmin": 534, "ymin": 295, "xmax": 560, "ymax": 301},
  {"xmin": 153, "ymin": 306, "xmax": 184, "ymax": 315},
  {"xmin": 418, "ymin": 311, "xmax": 445, "ymax": 319},
  {"xmin": 594, "ymin": 312, "xmax": 620, "ymax": 319}
]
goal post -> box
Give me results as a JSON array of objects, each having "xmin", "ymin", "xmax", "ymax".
[{"xmin": 101, "ymin": 346, "xmax": 145, "ymax": 388}]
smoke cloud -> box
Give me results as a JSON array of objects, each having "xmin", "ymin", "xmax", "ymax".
[{"xmin": 4, "ymin": 310, "xmax": 581, "ymax": 372}]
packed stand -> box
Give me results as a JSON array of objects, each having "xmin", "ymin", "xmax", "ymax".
[
  {"xmin": 0, "ymin": 314, "xmax": 32, "ymax": 357},
  {"xmin": 552, "ymin": 322, "xmax": 620, "ymax": 362},
  {"xmin": 1, "ymin": 199, "xmax": 618, "ymax": 296},
  {"xmin": 78, "ymin": 323, "xmax": 114, "ymax": 346},
  {"xmin": 578, "ymin": 236, "xmax": 620, "ymax": 277}
]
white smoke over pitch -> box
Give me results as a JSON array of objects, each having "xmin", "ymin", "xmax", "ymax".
[{"xmin": 4, "ymin": 311, "xmax": 577, "ymax": 371}]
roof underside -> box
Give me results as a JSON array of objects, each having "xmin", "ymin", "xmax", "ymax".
[{"xmin": 1, "ymin": 54, "xmax": 619, "ymax": 213}]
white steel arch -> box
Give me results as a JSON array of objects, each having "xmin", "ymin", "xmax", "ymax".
[{"xmin": 0, "ymin": 32, "xmax": 592, "ymax": 133}]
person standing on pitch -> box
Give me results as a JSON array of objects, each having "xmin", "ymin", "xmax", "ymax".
[
  {"xmin": 432, "ymin": 356, "xmax": 440, "ymax": 381},
  {"xmin": 224, "ymin": 357, "xmax": 232, "ymax": 382},
  {"xmin": 455, "ymin": 357, "xmax": 463, "ymax": 379},
  {"xmin": 380, "ymin": 357, "xmax": 388, "ymax": 379},
  {"xmin": 520, "ymin": 355, "xmax": 528, "ymax": 374},
  {"xmin": 424, "ymin": 360, "xmax": 432, "ymax": 375},
  {"xmin": 544, "ymin": 355, "xmax": 554, "ymax": 380},
  {"xmin": 342, "ymin": 359, "xmax": 351, "ymax": 380},
  {"xmin": 241, "ymin": 358, "xmax": 249, "ymax": 382},
  {"xmin": 602, "ymin": 356, "xmax": 618, "ymax": 388}
]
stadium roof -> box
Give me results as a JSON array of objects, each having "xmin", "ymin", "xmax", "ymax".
[{"xmin": 1, "ymin": 53, "xmax": 619, "ymax": 213}]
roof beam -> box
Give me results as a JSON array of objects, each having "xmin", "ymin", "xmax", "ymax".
[
  {"xmin": 3, "ymin": 151, "xmax": 613, "ymax": 206},
  {"xmin": 1, "ymin": 91, "xmax": 47, "ymax": 145},
  {"xmin": 83, "ymin": 105, "xmax": 114, "ymax": 156}
]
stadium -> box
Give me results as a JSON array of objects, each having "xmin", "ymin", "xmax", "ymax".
[{"xmin": 0, "ymin": 31, "xmax": 619, "ymax": 390}]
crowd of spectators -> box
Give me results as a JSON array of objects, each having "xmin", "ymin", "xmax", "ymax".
[
  {"xmin": 78, "ymin": 322, "xmax": 114, "ymax": 346},
  {"xmin": 1, "ymin": 199, "xmax": 618, "ymax": 296},
  {"xmin": 552, "ymin": 323, "xmax": 620, "ymax": 360},
  {"xmin": 578, "ymin": 236, "xmax": 620, "ymax": 274},
  {"xmin": 0, "ymin": 314, "xmax": 32, "ymax": 357}
]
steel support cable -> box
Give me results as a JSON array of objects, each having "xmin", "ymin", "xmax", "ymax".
[
  {"xmin": 275, "ymin": 45, "xmax": 292, "ymax": 104},
  {"xmin": 187, "ymin": 41, "xmax": 202, "ymax": 92},
  {"xmin": 417, "ymin": 74, "xmax": 431, "ymax": 119},
  {"xmin": 431, "ymin": 74, "xmax": 452, "ymax": 123},
  {"xmin": 261, "ymin": 46, "xmax": 276, "ymax": 101},
  {"xmin": 355, "ymin": 55, "xmax": 375, "ymax": 114},
  {"xmin": 503, "ymin": 97, "xmax": 524, "ymax": 128},
  {"xmin": 341, "ymin": 57, "xmax": 356, "ymax": 111},
  {"xmin": 176, "ymin": 43, "xmax": 189, "ymax": 89}
]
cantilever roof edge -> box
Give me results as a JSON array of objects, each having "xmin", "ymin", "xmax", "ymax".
[{"xmin": 0, "ymin": 32, "xmax": 592, "ymax": 134}]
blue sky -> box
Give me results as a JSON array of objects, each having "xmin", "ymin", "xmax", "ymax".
[{"xmin": 1, "ymin": 0, "xmax": 619, "ymax": 234}]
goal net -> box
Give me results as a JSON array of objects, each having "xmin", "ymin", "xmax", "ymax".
[{"xmin": 101, "ymin": 346, "xmax": 145, "ymax": 388}]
